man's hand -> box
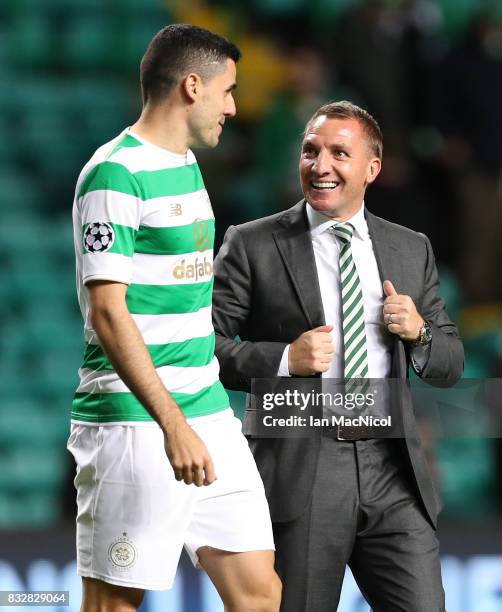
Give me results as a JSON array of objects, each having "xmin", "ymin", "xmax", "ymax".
[
  {"xmin": 163, "ymin": 412, "xmax": 217, "ymax": 487},
  {"xmin": 288, "ymin": 325, "xmax": 334, "ymax": 376},
  {"xmin": 383, "ymin": 280, "xmax": 423, "ymax": 341}
]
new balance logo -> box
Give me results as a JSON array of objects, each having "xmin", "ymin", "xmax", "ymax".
[
  {"xmin": 169, "ymin": 203, "xmax": 183, "ymax": 217},
  {"xmin": 173, "ymin": 256, "xmax": 213, "ymax": 281}
]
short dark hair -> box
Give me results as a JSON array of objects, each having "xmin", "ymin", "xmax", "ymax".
[
  {"xmin": 140, "ymin": 24, "xmax": 241, "ymax": 106},
  {"xmin": 305, "ymin": 100, "xmax": 383, "ymax": 159}
]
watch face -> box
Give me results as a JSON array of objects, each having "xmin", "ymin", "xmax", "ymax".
[{"xmin": 422, "ymin": 322, "xmax": 432, "ymax": 344}]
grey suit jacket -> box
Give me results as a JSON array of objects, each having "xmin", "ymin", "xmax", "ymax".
[{"xmin": 212, "ymin": 201, "xmax": 464, "ymax": 527}]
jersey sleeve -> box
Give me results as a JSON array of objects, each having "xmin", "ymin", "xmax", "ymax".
[{"xmin": 77, "ymin": 161, "xmax": 143, "ymax": 285}]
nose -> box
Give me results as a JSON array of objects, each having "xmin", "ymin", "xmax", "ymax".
[
  {"xmin": 312, "ymin": 149, "xmax": 331, "ymax": 175},
  {"xmin": 225, "ymin": 93, "xmax": 236, "ymax": 117}
]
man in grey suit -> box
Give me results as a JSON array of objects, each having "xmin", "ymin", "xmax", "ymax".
[{"xmin": 212, "ymin": 101, "xmax": 463, "ymax": 611}]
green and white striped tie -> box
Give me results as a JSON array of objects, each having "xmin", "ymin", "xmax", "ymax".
[{"xmin": 333, "ymin": 223, "xmax": 369, "ymax": 379}]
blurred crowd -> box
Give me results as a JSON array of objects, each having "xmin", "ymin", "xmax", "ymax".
[{"xmin": 1, "ymin": 0, "xmax": 502, "ymax": 528}]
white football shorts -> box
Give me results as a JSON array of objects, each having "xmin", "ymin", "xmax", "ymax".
[{"xmin": 67, "ymin": 409, "xmax": 274, "ymax": 590}]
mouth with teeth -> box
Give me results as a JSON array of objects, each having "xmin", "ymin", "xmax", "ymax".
[{"xmin": 311, "ymin": 180, "xmax": 340, "ymax": 190}]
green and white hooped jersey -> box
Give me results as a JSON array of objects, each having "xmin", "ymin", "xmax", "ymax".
[{"xmin": 71, "ymin": 129, "xmax": 230, "ymax": 423}]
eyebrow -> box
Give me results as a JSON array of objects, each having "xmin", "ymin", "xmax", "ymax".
[
  {"xmin": 303, "ymin": 138, "xmax": 351, "ymax": 150},
  {"xmin": 329, "ymin": 142, "xmax": 350, "ymax": 151}
]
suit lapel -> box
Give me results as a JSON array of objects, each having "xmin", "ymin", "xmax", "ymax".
[
  {"xmin": 365, "ymin": 210, "xmax": 402, "ymax": 289},
  {"xmin": 365, "ymin": 209, "xmax": 407, "ymax": 377},
  {"xmin": 273, "ymin": 201, "xmax": 325, "ymax": 328},
  {"xmin": 271, "ymin": 206, "xmax": 405, "ymax": 330}
]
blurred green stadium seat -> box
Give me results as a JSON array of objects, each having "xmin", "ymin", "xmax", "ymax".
[
  {"xmin": 0, "ymin": 168, "xmax": 38, "ymax": 210},
  {"xmin": 0, "ymin": 494, "xmax": 62, "ymax": 529},
  {"xmin": 0, "ymin": 210, "xmax": 81, "ymax": 528},
  {"xmin": 0, "ymin": 448, "xmax": 65, "ymax": 492},
  {"xmin": 6, "ymin": 15, "xmax": 52, "ymax": 68},
  {"xmin": 439, "ymin": 438, "xmax": 497, "ymax": 518},
  {"xmin": 63, "ymin": 16, "xmax": 111, "ymax": 69},
  {"xmin": 0, "ymin": 402, "xmax": 68, "ymax": 448}
]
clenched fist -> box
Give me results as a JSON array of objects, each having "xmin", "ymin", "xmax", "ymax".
[{"xmin": 288, "ymin": 325, "xmax": 334, "ymax": 376}]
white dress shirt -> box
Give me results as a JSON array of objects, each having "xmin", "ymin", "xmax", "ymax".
[{"xmin": 278, "ymin": 203, "xmax": 429, "ymax": 377}]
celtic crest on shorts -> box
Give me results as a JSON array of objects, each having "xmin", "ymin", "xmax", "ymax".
[
  {"xmin": 83, "ymin": 222, "xmax": 115, "ymax": 253},
  {"xmin": 108, "ymin": 535, "xmax": 137, "ymax": 569}
]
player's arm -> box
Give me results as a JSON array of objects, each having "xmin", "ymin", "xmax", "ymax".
[{"xmin": 87, "ymin": 280, "xmax": 216, "ymax": 487}]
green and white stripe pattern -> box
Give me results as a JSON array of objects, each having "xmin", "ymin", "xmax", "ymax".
[
  {"xmin": 333, "ymin": 223, "xmax": 369, "ymax": 379},
  {"xmin": 71, "ymin": 130, "xmax": 229, "ymax": 423}
]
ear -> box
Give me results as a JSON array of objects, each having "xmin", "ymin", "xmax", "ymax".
[
  {"xmin": 366, "ymin": 158, "xmax": 381, "ymax": 185},
  {"xmin": 182, "ymin": 73, "xmax": 202, "ymax": 103}
]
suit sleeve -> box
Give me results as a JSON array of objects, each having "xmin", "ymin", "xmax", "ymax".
[
  {"xmin": 213, "ymin": 225, "xmax": 288, "ymax": 392},
  {"xmin": 415, "ymin": 234, "xmax": 464, "ymax": 386}
]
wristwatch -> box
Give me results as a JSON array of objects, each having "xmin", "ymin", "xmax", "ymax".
[{"xmin": 411, "ymin": 320, "xmax": 432, "ymax": 347}]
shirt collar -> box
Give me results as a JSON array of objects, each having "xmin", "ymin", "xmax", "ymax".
[{"xmin": 306, "ymin": 202, "xmax": 370, "ymax": 241}]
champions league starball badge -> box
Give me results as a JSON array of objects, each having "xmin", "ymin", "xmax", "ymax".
[{"xmin": 83, "ymin": 222, "xmax": 115, "ymax": 253}]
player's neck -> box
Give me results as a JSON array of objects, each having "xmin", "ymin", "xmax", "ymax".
[{"xmin": 131, "ymin": 103, "xmax": 190, "ymax": 155}]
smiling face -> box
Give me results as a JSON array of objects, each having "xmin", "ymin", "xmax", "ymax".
[
  {"xmin": 187, "ymin": 58, "xmax": 237, "ymax": 149},
  {"xmin": 299, "ymin": 115, "xmax": 381, "ymax": 220}
]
